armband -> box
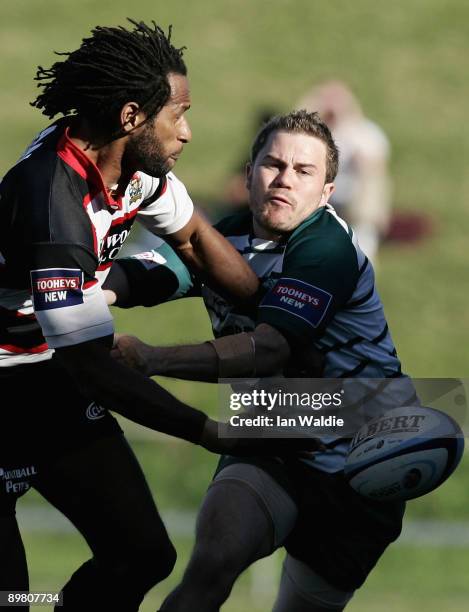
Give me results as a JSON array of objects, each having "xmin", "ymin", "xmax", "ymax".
[{"xmin": 209, "ymin": 332, "xmax": 256, "ymax": 378}]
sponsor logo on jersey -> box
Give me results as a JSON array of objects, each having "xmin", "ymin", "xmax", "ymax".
[
  {"xmin": 98, "ymin": 218, "xmax": 135, "ymax": 267},
  {"xmin": 260, "ymin": 277, "xmax": 333, "ymax": 328},
  {"xmin": 0, "ymin": 464, "xmax": 37, "ymax": 494},
  {"xmin": 86, "ymin": 401, "xmax": 106, "ymax": 420},
  {"xmin": 128, "ymin": 175, "xmax": 144, "ymax": 204},
  {"xmin": 35, "ymin": 277, "xmax": 80, "ymax": 292},
  {"xmin": 31, "ymin": 269, "xmax": 83, "ymax": 311}
]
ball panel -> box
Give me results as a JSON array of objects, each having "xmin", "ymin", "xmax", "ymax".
[
  {"xmin": 348, "ymin": 448, "xmax": 448, "ymax": 501},
  {"xmin": 344, "ymin": 406, "xmax": 465, "ymax": 502}
]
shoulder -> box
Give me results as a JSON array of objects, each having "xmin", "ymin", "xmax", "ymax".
[
  {"xmin": 139, "ymin": 171, "xmax": 188, "ymax": 208},
  {"xmin": 3, "ymin": 120, "xmax": 65, "ymax": 186},
  {"xmin": 214, "ymin": 209, "xmax": 253, "ymax": 237},
  {"xmin": 1, "ymin": 119, "xmax": 78, "ymax": 208},
  {"xmin": 0, "ymin": 122, "xmax": 97, "ymax": 250},
  {"xmin": 285, "ymin": 205, "xmax": 358, "ymax": 272}
]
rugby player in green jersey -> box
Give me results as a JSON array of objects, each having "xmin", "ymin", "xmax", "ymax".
[{"xmin": 105, "ymin": 110, "xmax": 411, "ymax": 611}]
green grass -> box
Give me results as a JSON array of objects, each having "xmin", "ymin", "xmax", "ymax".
[
  {"xmin": 20, "ymin": 529, "xmax": 469, "ymax": 611},
  {"xmin": 2, "ymin": 1, "xmax": 469, "ymax": 609}
]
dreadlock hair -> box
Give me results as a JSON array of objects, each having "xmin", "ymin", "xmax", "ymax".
[
  {"xmin": 250, "ymin": 109, "xmax": 339, "ymax": 183},
  {"xmin": 31, "ymin": 19, "xmax": 187, "ymax": 140}
]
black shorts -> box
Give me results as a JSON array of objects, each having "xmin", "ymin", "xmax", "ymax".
[
  {"xmin": 0, "ymin": 357, "xmax": 122, "ymax": 512},
  {"xmin": 215, "ymin": 455, "xmax": 405, "ymax": 592}
]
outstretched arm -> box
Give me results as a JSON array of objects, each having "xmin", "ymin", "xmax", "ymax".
[
  {"xmin": 165, "ymin": 211, "xmax": 259, "ymax": 305},
  {"xmin": 111, "ymin": 323, "xmax": 291, "ymax": 382},
  {"xmin": 56, "ymin": 337, "xmax": 323, "ymax": 456}
]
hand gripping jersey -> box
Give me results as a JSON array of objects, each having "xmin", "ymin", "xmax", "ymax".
[{"xmin": 0, "ymin": 118, "xmax": 193, "ymax": 366}]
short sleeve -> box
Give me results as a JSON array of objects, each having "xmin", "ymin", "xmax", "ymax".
[
  {"xmin": 30, "ymin": 243, "xmax": 114, "ymax": 348},
  {"xmin": 136, "ymin": 172, "xmax": 194, "ymax": 236}
]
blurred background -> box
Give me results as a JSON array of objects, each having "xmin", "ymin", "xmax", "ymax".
[{"xmin": 2, "ymin": 0, "xmax": 469, "ymax": 610}]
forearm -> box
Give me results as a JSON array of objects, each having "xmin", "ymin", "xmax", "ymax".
[
  {"xmin": 146, "ymin": 343, "xmax": 219, "ymax": 382},
  {"xmin": 55, "ymin": 340, "xmax": 207, "ymax": 443},
  {"xmin": 171, "ymin": 222, "xmax": 259, "ymax": 304},
  {"xmin": 115, "ymin": 324, "xmax": 291, "ymax": 382}
]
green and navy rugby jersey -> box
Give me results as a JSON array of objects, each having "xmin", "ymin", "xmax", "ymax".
[{"xmin": 209, "ymin": 205, "xmax": 402, "ymax": 379}]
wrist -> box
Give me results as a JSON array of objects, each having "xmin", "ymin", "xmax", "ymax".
[
  {"xmin": 147, "ymin": 346, "xmax": 168, "ymax": 376},
  {"xmin": 199, "ymin": 418, "xmax": 234, "ymax": 453}
]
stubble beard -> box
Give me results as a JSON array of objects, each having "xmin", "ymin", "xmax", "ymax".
[
  {"xmin": 251, "ymin": 205, "xmax": 294, "ymax": 240},
  {"xmin": 126, "ymin": 124, "xmax": 171, "ymax": 178}
]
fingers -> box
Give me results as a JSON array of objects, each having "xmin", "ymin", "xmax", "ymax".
[
  {"xmin": 110, "ymin": 334, "xmax": 148, "ymax": 373},
  {"xmin": 112, "ymin": 332, "xmax": 125, "ymax": 347}
]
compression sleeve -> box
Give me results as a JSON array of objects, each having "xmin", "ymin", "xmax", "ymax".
[{"xmin": 104, "ymin": 238, "xmax": 200, "ymax": 308}]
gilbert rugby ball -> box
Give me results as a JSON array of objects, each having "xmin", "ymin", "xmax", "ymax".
[{"xmin": 344, "ymin": 406, "xmax": 464, "ymax": 502}]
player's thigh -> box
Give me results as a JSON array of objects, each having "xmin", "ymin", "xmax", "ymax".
[
  {"xmin": 32, "ymin": 433, "xmax": 171, "ymax": 559},
  {"xmin": 197, "ymin": 461, "xmax": 298, "ymax": 564},
  {"xmin": 283, "ymin": 462, "xmax": 404, "ymax": 593},
  {"xmin": 273, "ymin": 554, "xmax": 354, "ymax": 612}
]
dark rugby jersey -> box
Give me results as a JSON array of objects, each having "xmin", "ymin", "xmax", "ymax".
[{"xmin": 0, "ymin": 118, "xmax": 193, "ymax": 366}]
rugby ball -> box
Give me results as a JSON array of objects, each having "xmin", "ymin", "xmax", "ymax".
[{"xmin": 344, "ymin": 406, "xmax": 464, "ymax": 502}]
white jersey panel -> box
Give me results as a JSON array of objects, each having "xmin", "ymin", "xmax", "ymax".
[
  {"xmin": 32, "ymin": 269, "xmax": 114, "ymax": 349},
  {"xmin": 137, "ymin": 172, "xmax": 194, "ymax": 236}
]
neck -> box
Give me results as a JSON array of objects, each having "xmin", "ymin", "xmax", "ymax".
[
  {"xmin": 68, "ymin": 119, "xmax": 134, "ymax": 195},
  {"xmin": 252, "ymin": 217, "xmax": 284, "ymax": 242},
  {"xmin": 251, "ymin": 203, "xmax": 327, "ymax": 242}
]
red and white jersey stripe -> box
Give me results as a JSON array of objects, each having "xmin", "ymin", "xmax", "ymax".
[{"xmin": 0, "ymin": 118, "xmax": 193, "ymax": 365}]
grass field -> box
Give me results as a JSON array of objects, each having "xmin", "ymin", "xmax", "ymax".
[
  {"xmin": 2, "ymin": 0, "xmax": 469, "ymax": 609},
  {"xmin": 19, "ymin": 526, "xmax": 469, "ymax": 611}
]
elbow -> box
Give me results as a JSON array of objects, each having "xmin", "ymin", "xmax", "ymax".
[
  {"xmin": 255, "ymin": 348, "xmax": 290, "ymax": 377},
  {"xmin": 53, "ymin": 342, "xmax": 108, "ymax": 398},
  {"xmin": 253, "ymin": 324, "xmax": 291, "ymax": 376}
]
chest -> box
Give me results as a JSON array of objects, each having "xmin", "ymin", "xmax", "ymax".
[
  {"xmin": 84, "ymin": 177, "xmax": 147, "ymax": 280},
  {"xmin": 202, "ymin": 234, "xmax": 286, "ymax": 334}
]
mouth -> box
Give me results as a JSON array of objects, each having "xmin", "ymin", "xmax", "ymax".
[
  {"xmin": 169, "ymin": 149, "xmax": 183, "ymax": 162},
  {"xmin": 267, "ymin": 194, "xmax": 292, "ymax": 207}
]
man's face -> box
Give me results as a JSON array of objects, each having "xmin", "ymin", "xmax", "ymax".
[
  {"xmin": 126, "ymin": 72, "xmax": 192, "ymax": 177},
  {"xmin": 247, "ymin": 131, "xmax": 334, "ymax": 238}
]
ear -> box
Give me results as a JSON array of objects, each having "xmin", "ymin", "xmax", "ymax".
[
  {"xmin": 321, "ymin": 182, "xmax": 335, "ymax": 205},
  {"xmin": 120, "ymin": 102, "xmax": 146, "ymax": 134},
  {"xmin": 245, "ymin": 162, "xmax": 253, "ymax": 190}
]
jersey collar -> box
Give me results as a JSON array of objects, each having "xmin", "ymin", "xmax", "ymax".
[
  {"xmin": 288, "ymin": 205, "xmax": 328, "ymax": 242},
  {"xmin": 57, "ymin": 123, "xmax": 122, "ymax": 210}
]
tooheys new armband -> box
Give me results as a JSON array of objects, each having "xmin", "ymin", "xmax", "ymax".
[{"xmin": 209, "ymin": 332, "xmax": 256, "ymax": 378}]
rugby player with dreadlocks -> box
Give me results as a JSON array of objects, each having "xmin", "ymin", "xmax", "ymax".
[{"xmin": 0, "ymin": 20, "xmax": 319, "ymax": 611}]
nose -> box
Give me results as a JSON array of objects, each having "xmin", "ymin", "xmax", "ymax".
[
  {"xmin": 271, "ymin": 165, "xmax": 294, "ymax": 188},
  {"xmin": 178, "ymin": 116, "xmax": 192, "ymax": 144}
]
